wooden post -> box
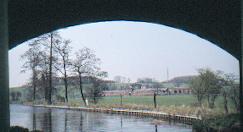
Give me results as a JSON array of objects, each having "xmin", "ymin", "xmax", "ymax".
[
  {"xmin": 120, "ymin": 94, "xmax": 123, "ymax": 106},
  {"xmin": 0, "ymin": 0, "xmax": 9, "ymax": 131},
  {"xmin": 154, "ymin": 92, "xmax": 157, "ymax": 108}
]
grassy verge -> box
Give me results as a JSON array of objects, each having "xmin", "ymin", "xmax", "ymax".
[{"xmin": 24, "ymin": 95, "xmax": 236, "ymax": 118}]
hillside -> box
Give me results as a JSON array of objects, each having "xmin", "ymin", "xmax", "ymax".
[{"xmin": 162, "ymin": 75, "xmax": 196, "ymax": 88}]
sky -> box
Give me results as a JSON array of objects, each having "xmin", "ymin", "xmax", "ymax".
[{"xmin": 9, "ymin": 21, "xmax": 239, "ymax": 87}]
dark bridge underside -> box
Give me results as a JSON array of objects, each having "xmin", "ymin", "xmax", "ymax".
[{"xmin": 9, "ymin": 0, "xmax": 240, "ymax": 59}]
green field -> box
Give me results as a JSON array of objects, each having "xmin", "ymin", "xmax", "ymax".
[
  {"xmin": 10, "ymin": 86, "xmax": 236, "ymax": 114},
  {"xmin": 98, "ymin": 95, "xmax": 234, "ymax": 111},
  {"xmin": 100, "ymin": 95, "xmax": 195, "ymax": 106},
  {"xmin": 94, "ymin": 95, "xmax": 236, "ymax": 115}
]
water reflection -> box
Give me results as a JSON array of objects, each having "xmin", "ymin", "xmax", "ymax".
[
  {"xmin": 32, "ymin": 108, "xmax": 36, "ymax": 131},
  {"xmin": 11, "ymin": 104, "xmax": 191, "ymax": 132}
]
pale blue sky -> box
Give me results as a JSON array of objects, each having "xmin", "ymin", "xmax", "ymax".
[{"xmin": 9, "ymin": 21, "xmax": 239, "ymax": 87}]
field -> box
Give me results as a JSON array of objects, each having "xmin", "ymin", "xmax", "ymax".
[
  {"xmin": 91, "ymin": 95, "xmax": 235, "ymax": 116},
  {"xmin": 99, "ymin": 95, "xmax": 234, "ymax": 109},
  {"xmin": 99, "ymin": 95, "xmax": 195, "ymax": 106},
  {"xmin": 10, "ymin": 86, "xmax": 236, "ymax": 116}
]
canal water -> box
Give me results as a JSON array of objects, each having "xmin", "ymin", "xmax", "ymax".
[{"xmin": 10, "ymin": 104, "xmax": 192, "ymax": 132}]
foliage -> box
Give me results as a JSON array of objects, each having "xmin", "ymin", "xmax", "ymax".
[
  {"xmin": 190, "ymin": 69, "xmax": 226, "ymax": 109},
  {"xmin": 222, "ymin": 73, "xmax": 240, "ymax": 112},
  {"xmin": 10, "ymin": 126, "xmax": 42, "ymax": 132},
  {"xmin": 190, "ymin": 76, "xmax": 206, "ymax": 106},
  {"xmin": 10, "ymin": 126, "xmax": 29, "ymax": 132},
  {"xmin": 192, "ymin": 113, "xmax": 240, "ymax": 132},
  {"xmin": 198, "ymin": 69, "xmax": 223, "ymax": 108},
  {"xmin": 86, "ymin": 72, "xmax": 108, "ymax": 104},
  {"xmin": 10, "ymin": 91, "xmax": 22, "ymax": 102}
]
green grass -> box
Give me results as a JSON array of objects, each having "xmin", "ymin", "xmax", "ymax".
[
  {"xmin": 99, "ymin": 95, "xmax": 195, "ymax": 106},
  {"xmin": 11, "ymin": 85, "xmax": 237, "ymax": 115},
  {"xmin": 97, "ymin": 95, "xmax": 236, "ymax": 114}
]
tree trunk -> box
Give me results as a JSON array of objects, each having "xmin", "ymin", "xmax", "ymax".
[
  {"xmin": 197, "ymin": 95, "xmax": 202, "ymax": 106},
  {"xmin": 207, "ymin": 95, "xmax": 210, "ymax": 108},
  {"xmin": 64, "ymin": 76, "xmax": 68, "ymax": 103},
  {"xmin": 223, "ymin": 91, "xmax": 228, "ymax": 114},
  {"xmin": 209, "ymin": 95, "xmax": 216, "ymax": 109},
  {"xmin": 32, "ymin": 69, "xmax": 37, "ymax": 102},
  {"xmin": 64, "ymin": 61, "xmax": 68, "ymax": 102},
  {"xmin": 48, "ymin": 33, "xmax": 53, "ymax": 104},
  {"xmin": 43, "ymin": 73, "xmax": 48, "ymax": 102},
  {"xmin": 79, "ymin": 73, "xmax": 86, "ymax": 106},
  {"xmin": 231, "ymin": 97, "xmax": 240, "ymax": 112},
  {"xmin": 120, "ymin": 94, "xmax": 123, "ymax": 106}
]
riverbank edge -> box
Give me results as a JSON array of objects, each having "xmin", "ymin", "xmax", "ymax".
[{"xmin": 29, "ymin": 104, "xmax": 199, "ymax": 125}]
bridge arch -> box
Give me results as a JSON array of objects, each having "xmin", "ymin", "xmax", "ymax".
[
  {"xmin": 0, "ymin": 0, "xmax": 241, "ymax": 130},
  {"xmin": 9, "ymin": 0, "xmax": 240, "ymax": 59}
]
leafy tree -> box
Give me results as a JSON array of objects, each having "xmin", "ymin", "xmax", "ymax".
[
  {"xmin": 198, "ymin": 69, "xmax": 222, "ymax": 108},
  {"xmin": 71, "ymin": 47, "xmax": 101, "ymax": 106}
]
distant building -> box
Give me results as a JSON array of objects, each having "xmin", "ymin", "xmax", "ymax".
[
  {"xmin": 103, "ymin": 87, "xmax": 192, "ymax": 96},
  {"xmin": 168, "ymin": 87, "xmax": 192, "ymax": 95}
]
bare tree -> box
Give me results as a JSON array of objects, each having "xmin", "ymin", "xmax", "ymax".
[
  {"xmin": 190, "ymin": 76, "xmax": 206, "ymax": 106},
  {"xmin": 36, "ymin": 32, "xmax": 61, "ymax": 104},
  {"xmin": 87, "ymin": 71, "xmax": 108, "ymax": 104},
  {"xmin": 223, "ymin": 73, "xmax": 240, "ymax": 112},
  {"xmin": 54, "ymin": 39, "xmax": 72, "ymax": 102},
  {"xmin": 38, "ymin": 51, "xmax": 51, "ymax": 102},
  {"xmin": 21, "ymin": 42, "xmax": 42, "ymax": 102},
  {"xmin": 71, "ymin": 47, "xmax": 101, "ymax": 106}
]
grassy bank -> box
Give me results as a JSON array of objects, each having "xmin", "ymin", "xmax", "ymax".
[
  {"xmin": 50, "ymin": 95, "xmax": 236, "ymax": 118},
  {"xmin": 100, "ymin": 95, "xmax": 195, "ymax": 106}
]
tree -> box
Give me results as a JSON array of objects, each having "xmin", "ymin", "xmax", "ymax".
[
  {"xmin": 36, "ymin": 32, "xmax": 61, "ymax": 104},
  {"xmin": 10, "ymin": 91, "xmax": 21, "ymax": 102},
  {"xmin": 38, "ymin": 51, "xmax": 51, "ymax": 102},
  {"xmin": 87, "ymin": 71, "xmax": 108, "ymax": 104},
  {"xmin": 198, "ymin": 69, "xmax": 222, "ymax": 108},
  {"xmin": 190, "ymin": 76, "xmax": 206, "ymax": 106},
  {"xmin": 71, "ymin": 47, "xmax": 101, "ymax": 106},
  {"xmin": 223, "ymin": 73, "xmax": 240, "ymax": 112},
  {"xmin": 21, "ymin": 42, "xmax": 42, "ymax": 102},
  {"xmin": 221, "ymin": 86, "xmax": 230, "ymax": 114},
  {"xmin": 54, "ymin": 39, "xmax": 72, "ymax": 102}
]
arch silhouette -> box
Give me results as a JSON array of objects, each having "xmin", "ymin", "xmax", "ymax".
[{"xmin": 9, "ymin": 0, "xmax": 240, "ymax": 59}]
